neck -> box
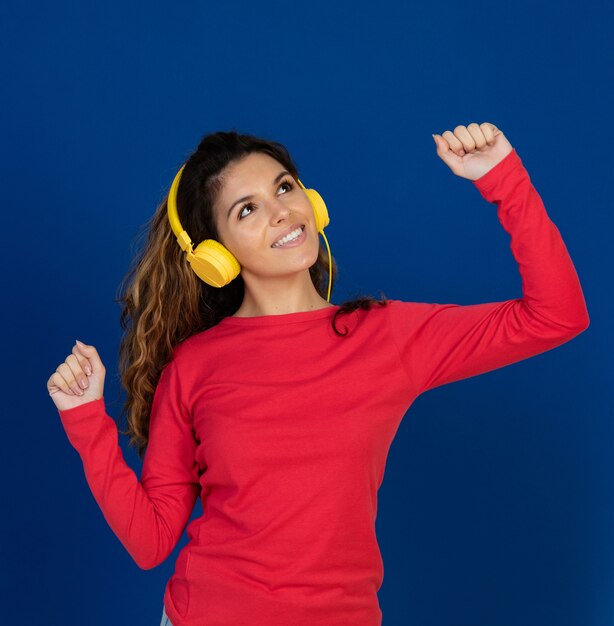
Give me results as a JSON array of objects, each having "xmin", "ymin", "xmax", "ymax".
[{"xmin": 233, "ymin": 270, "xmax": 333, "ymax": 317}]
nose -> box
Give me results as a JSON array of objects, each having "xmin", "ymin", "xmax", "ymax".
[{"xmin": 268, "ymin": 198, "xmax": 292, "ymax": 223}]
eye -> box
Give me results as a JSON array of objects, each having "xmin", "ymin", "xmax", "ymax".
[
  {"xmin": 238, "ymin": 203, "xmax": 255, "ymax": 220},
  {"xmin": 237, "ymin": 178, "xmax": 295, "ymax": 220},
  {"xmin": 279, "ymin": 178, "xmax": 294, "ymax": 193}
]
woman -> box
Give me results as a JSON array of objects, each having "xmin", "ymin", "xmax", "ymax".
[{"xmin": 47, "ymin": 124, "xmax": 589, "ymax": 626}]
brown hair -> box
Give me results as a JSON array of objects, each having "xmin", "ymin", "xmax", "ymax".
[{"xmin": 113, "ymin": 129, "xmax": 388, "ymax": 459}]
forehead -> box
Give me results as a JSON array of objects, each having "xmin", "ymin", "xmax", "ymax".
[{"xmin": 219, "ymin": 152, "xmax": 285, "ymax": 195}]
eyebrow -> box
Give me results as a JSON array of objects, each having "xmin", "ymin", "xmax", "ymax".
[{"xmin": 226, "ymin": 170, "xmax": 291, "ymax": 220}]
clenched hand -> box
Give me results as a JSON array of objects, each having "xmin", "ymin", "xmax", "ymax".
[
  {"xmin": 47, "ymin": 340, "xmax": 105, "ymax": 412},
  {"xmin": 432, "ymin": 122, "xmax": 514, "ymax": 181}
]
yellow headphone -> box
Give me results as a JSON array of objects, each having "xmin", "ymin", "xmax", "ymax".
[{"xmin": 166, "ymin": 162, "xmax": 333, "ymax": 302}]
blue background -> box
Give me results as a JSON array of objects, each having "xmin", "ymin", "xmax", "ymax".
[{"xmin": 2, "ymin": 0, "xmax": 611, "ymax": 624}]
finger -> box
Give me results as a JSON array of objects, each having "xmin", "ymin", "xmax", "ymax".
[
  {"xmin": 72, "ymin": 344, "xmax": 93, "ymax": 376},
  {"xmin": 74, "ymin": 340, "xmax": 105, "ymax": 374},
  {"xmin": 467, "ymin": 122, "xmax": 487, "ymax": 149},
  {"xmin": 480, "ymin": 122, "xmax": 497, "ymax": 145},
  {"xmin": 66, "ymin": 354, "xmax": 90, "ymax": 391},
  {"xmin": 441, "ymin": 130, "xmax": 466, "ymax": 156},
  {"xmin": 453, "ymin": 125, "xmax": 476, "ymax": 152},
  {"xmin": 57, "ymin": 361, "xmax": 85, "ymax": 396},
  {"xmin": 48, "ymin": 371, "xmax": 76, "ymax": 396},
  {"xmin": 433, "ymin": 133, "xmax": 453, "ymax": 157}
]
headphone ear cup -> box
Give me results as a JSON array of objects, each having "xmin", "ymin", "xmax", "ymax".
[
  {"xmin": 189, "ymin": 239, "xmax": 241, "ymax": 287},
  {"xmin": 303, "ymin": 188, "xmax": 330, "ymax": 233}
]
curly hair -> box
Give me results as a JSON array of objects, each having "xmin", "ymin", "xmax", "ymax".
[{"xmin": 113, "ymin": 129, "xmax": 389, "ymax": 459}]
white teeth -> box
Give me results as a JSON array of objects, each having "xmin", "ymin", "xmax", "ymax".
[{"xmin": 272, "ymin": 227, "xmax": 303, "ymax": 247}]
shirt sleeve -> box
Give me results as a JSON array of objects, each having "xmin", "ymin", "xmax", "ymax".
[
  {"xmin": 388, "ymin": 148, "xmax": 590, "ymax": 397},
  {"xmin": 57, "ymin": 353, "xmax": 200, "ymax": 569}
]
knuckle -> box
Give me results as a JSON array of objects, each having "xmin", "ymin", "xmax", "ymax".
[
  {"xmin": 60, "ymin": 378, "xmax": 70, "ymax": 388},
  {"xmin": 53, "ymin": 376, "xmax": 63, "ymax": 388},
  {"xmin": 68, "ymin": 355, "xmax": 86, "ymax": 379},
  {"xmin": 54, "ymin": 365, "xmax": 75, "ymax": 391}
]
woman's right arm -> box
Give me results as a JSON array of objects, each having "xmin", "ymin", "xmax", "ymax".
[{"xmin": 49, "ymin": 342, "xmax": 200, "ymax": 570}]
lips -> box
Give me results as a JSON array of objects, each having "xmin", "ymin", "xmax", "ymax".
[{"xmin": 270, "ymin": 223, "xmax": 305, "ymax": 247}]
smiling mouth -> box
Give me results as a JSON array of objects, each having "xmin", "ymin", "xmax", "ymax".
[{"xmin": 271, "ymin": 225, "xmax": 306, "ymax": 248}]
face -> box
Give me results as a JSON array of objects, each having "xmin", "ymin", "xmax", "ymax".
[{"xmin": 213, "ymin": 152, "xmax": 321, "ymax": 283}]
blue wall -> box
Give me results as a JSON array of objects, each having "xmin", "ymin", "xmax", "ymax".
[{"xmin": 2, "ymin": 0, "xmax": 610, "ymax": 624}]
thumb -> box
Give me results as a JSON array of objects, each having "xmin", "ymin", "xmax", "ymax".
[
  {"xmin": 432, "ymin": 133, "xmax": 459, "ymax": 168},
  {"xmin": 75, "ymin": 339, "xmax": 105, "ymax": 371}
]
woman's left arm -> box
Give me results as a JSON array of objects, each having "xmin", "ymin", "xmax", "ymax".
[{"xmin": 389, "ymin": 123, "xmax": 589, "ymax": 397}]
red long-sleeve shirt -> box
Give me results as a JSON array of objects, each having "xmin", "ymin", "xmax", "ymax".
[{"xmin": 57, "ymin": 148, "xmax": 589, "ymax": 626}]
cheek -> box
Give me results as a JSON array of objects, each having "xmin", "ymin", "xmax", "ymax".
[
  {"xmin": 231, "ymin": 230, "xmax": 267, "ymax": 262},
  {"xmin": 212, "ymin": 228, "xmax": 240, "ymax": 261},
  {"xmin": 313, "ymin": 240, "xmax": 324, "ymax": 262}
]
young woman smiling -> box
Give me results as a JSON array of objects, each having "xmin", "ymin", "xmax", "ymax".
[{"xmin": 48, "ymin": 125, "xmax": 589, "ymax": 626}]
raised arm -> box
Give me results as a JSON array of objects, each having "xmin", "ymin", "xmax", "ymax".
[
  {"xmin": 57, "ymin": 353, "xmax": 200, "ymax": 569},
  {"xmin": 388, "ymin": 124, "xmax": 589, "ymax": 397}
]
